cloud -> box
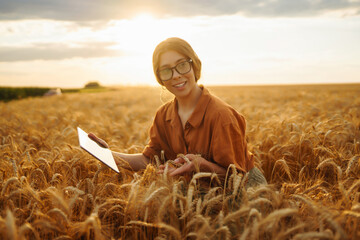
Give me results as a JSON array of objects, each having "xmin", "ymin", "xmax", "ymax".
[
  {"xmin": 0, "ymin": 0, "xmax": 359, "ymax": 21},
  {"xmin": 0, "ymin": 42, "xmax": 122, "ymax": 62}
]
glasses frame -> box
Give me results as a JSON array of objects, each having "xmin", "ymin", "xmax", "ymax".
[{"xmin": 157, "ymin": 59, "xmax": 193, "ymax": 81}]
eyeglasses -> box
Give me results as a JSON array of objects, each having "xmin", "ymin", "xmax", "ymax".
[{"xmin": 157, "ymin": 59, "xmax": 193, "ymax": 81}]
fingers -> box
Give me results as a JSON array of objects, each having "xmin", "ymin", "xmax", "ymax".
[
  {"xmin": 88, "ymin": 132, "xmax": 109, "ymax": 148},
  {"xmin": 88, "ymin": 132, "xmax": 97, "ymax": 141},
  {"xmin": 157, "ymin": 164, "xmax": 176, "ymax": 174},
  {"xmin": 157, "ymin": 154, "xmax": 198, "ymax": 176},
  {"xmin": 184, "ymin": 154, "xmax": 198, "ymax": 161},
  {"xmin": 174, "ymin": 155, "xmax": 190, "ymax": 164},
  {"xmin": 157, "ymin": 154, "xmax": 202, "ymax": 176},
  {"xmin": 169, "ymin": 163, "xmax": 193, "ymax": 176},
  {"xmin": 158, "ymin": 168, "xmax": 176, "ymax": 174}
]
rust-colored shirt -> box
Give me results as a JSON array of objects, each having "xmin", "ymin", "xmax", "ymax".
[{"xmin": 142, "ymin": 87, "xmax": 254, "ymax": 173}]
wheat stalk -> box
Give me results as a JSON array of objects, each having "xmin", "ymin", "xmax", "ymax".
[
  {"xmin": 276, "ymin": 223, "xmax": 306, "ymax": 240},
  {"xmin": 161, "ymin": 150, "xmax": 166, "ymax": 163},
  {"xmin": 293, "ymin": 231, "xmax": 333, "ymax": 240},
  {"xmin": 203, "ymin": 195, "xmax": 222, "ymax": 216},
  {"xmin": 184, "ymin": 214, "xmax": 210, "ymax": 233},
  {"xmin": 238, "ymin": 227, "xmax": 251, "ymax": 240},
  {"xmin": 83, "ymin": 213, "xmax": 103, "ymax": 240},
  {"xmin": 18, "ymin": 222, "xmax": 40, "ymax": 240},
  {"xmin": 154, "ymin": 155, "xmax": 161, "ymax": 167},
  {"xmin": 316, "ymin": 158, "xmax": 343, "ymax": 180},
  {"xmin": 53, "ymin": 235, "xmax": 72, "ymax": 240},
  {"xmin": 144, "ymin": 186, "xmax": 168, "ymax": 204},
  {"xmin": 212, "ymin": 226, "xmax": 230, "ymax": 240},
  {"xmin": 5, "ymin": 209, "xmax": 17, "ymax": 240},
  {"xmin": 223, "ymin": 206, "xmax": 250, "ymax": 224},
  {"xmin": 271, "ymin": 158, "xmax": 292, "ymax": 182},
  {"xmin": 249, "ymin": 197, "xmax": 273, "ymax": 209},
  {"xmin": 103, "ymin": 204, "xmax": 125, "ymax": 220},
  {"xmin": 345, "ymin": 155, "xmax": 359, "ymax": 176},
  {"xmin": 47, "ymin": 208, "xmax": 69, "ymax": 226},
  {"xmin": 1, "ymin": 177, "xmax": 20, "ymax": 196},
  {"xmin": 343, "ymin": 210, "xmax": 360, "ymax": 218},
  {"xmin": 258, "ymin": 208, "xmax": 298, "ymax": 230}
]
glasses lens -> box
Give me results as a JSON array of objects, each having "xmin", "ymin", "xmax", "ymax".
[
  {"xmin": 158, "ymin": 60, "xmax": 192, "ymax": 81},
  {"xmin": 158, "ymin": 69, "xmax": 172, "ymax": 81},
  {"xmin": 176, "ymin": 61, "xmax": 191, "ymax": 74}
]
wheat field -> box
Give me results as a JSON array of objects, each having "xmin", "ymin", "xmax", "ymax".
[{"xmin": 0, "ymin": 84, "xmax": 359, "ymax": 239}]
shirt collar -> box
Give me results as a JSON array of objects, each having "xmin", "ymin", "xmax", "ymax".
[{"xmin": 165, "ymin": 85, "xmax": 211, "ymax": 128}]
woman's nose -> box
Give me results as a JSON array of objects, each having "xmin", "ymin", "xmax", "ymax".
[{"xmin": 172, "ymin": 69, "xmax": 181, "ymax": 79}]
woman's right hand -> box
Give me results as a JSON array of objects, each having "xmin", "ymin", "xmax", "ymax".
[{"xmin": 88, "ymin": 132, "xmax": 109, "ymax": 148}]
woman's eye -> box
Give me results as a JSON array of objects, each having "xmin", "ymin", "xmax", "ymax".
[{"xmin": 177, "ymin": 63, "xmax": 186, "ymax": 70}]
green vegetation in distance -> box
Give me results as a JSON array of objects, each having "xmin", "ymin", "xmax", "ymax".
[
  {"xmin": 0, "ymin": 87, "xmax": 51, "ymax": 102},
  {"xmin": 0, "ymin": 81, "xmax": 110, "ymax": 102},
  {"xmin": 84, "ymin": 81, "xmax": 102, "ymax": 88}
]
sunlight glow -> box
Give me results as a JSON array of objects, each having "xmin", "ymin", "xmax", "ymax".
[
  {"xmin": 0, "ymin": 14, "xmax": 359, "ymax": 87},
  {"xmin": 133, "ymin": 12, "xmax": 155, "ymax": 22}
]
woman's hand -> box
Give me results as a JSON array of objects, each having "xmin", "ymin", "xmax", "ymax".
[
  {"xmin": 88, "ymin": 132, "xmax": 109, "ymax": 149},
  {"xmin": 158, "ymin": 154, "xmax": 204, "ymax": 176},
  {"xmin": 158, "ymin": 154, "xmax": 227, "ymax": 177}
]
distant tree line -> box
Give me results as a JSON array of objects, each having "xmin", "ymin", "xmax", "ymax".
[
  {"xmin": 0, "ymin": 87, "xmax": 51, "ymax": 102},
  {"xmin": 1, "ymin": 81, "xmax": 103, "ymax": 102},
  {"xmin": 84, "ymin": 81, "xmax": 102, "ymax": 88}
]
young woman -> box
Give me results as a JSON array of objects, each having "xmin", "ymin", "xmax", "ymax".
[{"xmin": 89, "ymin": 37, "xmax": 267, "ymax": 187}]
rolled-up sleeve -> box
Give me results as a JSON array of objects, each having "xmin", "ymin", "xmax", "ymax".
[{"xmin": 142, "ymin": 112, "xmax": 163, "ymax": 161}]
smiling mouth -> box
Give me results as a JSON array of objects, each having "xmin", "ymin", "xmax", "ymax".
[{"xmin": 173, "ymin": 82, "xmax": 186, "ymax": 88}]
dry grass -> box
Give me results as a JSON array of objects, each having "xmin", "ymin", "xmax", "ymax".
[{"xmin": 0, "ymin": 84, "xmax": 359, "ymax": 239}]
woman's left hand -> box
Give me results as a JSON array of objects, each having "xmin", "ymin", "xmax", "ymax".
[{"xmin": 158, "ymin": 154, "xmax": 204, "ymax": 176}]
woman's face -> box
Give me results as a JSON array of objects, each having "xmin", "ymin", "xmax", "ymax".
[{"xmin": 158, "ymin": 50, "xmax": 197, "ymax": 99}]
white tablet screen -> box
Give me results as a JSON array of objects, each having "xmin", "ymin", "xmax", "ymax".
[{"xmin": 77, "ymin": 127, "xmax": 120, "ymax": 173}]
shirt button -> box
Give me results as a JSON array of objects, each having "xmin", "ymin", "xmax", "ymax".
[{"xmin": 185, "ymin": 123, "xmax": 190, "ymax": 129}]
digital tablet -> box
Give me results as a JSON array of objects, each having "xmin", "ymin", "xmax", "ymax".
[{"xmin": 77, "ymin": 127, "xmax": 120, "ymax": 173}]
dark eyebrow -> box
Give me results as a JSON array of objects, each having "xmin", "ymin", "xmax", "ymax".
[{"xmin": 159, "ymin": 58, "xmax": 187, "ymax": 70}]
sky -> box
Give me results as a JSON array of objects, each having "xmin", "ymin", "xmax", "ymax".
[{"xmin": 0, "ymin": 0, "xmax": 360, "ymax": 88}]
